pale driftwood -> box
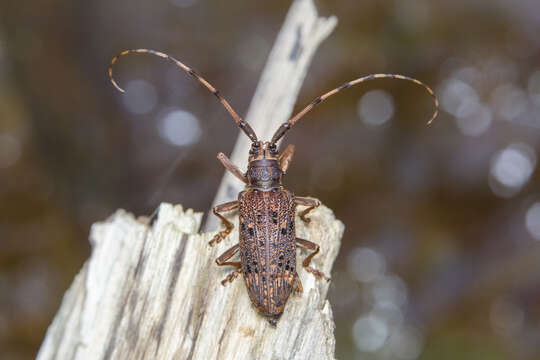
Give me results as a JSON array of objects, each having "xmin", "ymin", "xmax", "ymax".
[
  {"xmin": 205, "ymin": 0, "xmax": 337, "ymax": 230},
  {"xmin": 37, "ymin": 202, "xmax": 344, "ymax": 359}
]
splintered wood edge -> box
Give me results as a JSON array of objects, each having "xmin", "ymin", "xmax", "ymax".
[{"xmin": 37, "ymin": 202, "xmax": 344, "ymax": 360}]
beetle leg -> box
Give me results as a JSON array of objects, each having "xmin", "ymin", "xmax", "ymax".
[
  {"xmin": 209, "ymin": 201, "xmax": 238, "ymax": 246},
  {"xmin": 295, "ymin": 197, "xmax": 320, "ymax": 224},
  {"xmin": 278, "ymin": 144, "xmax": 295, "ymax": 173},
  {"xmin": 216, "ymin": 243, "xmax": 242, "ymax": 285},
  {"xmin": 296, "ymin": 238, "xmax": 329, "ymax": 281},
  {"xmin": 217, "ymin": 152, "xmax": 247, "ymax": 183},
  {"xmin": 220, "ymin": 267, "xmax": 242, "ymax": 285},
  {"xmin": 293, "ymin": 275, "xmax": 303, "ymax": 293}
]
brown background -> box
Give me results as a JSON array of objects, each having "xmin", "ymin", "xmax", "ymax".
[{"xmin": 1, "ymin": 0, "xmax": 540, "ymax": 359}]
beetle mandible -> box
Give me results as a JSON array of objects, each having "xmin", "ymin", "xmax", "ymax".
[{"xmin": 108, "ymin": 49, "xmax": 439, "ymax": 325}]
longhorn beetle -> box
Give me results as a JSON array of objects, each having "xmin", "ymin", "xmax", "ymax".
[{"xmin": 109, "ymin": 49, "xmax": 439, "ymax": 325}]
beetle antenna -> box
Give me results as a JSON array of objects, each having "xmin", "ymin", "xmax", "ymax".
[
  {"xmin": 109, "ymin": 49, "xmax": 258, "ymax": 142},
  {"xmin": 271, "ymin": 74, "xmax": 439, "ymax": 144}
]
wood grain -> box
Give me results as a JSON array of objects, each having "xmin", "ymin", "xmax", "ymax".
[{"xmin": 37, "ymin": 203, "xmax": 344, "ymax": 359}]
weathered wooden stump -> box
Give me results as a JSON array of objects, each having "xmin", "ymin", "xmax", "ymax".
[{"xmin": 38, "ymin": 203, "xmax": 343, "ymax": 359}]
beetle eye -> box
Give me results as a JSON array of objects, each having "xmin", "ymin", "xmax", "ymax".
[
  {"xmin": 268, "ymin": 143, "xmax": 277, "ymax": 154},
  {"xmin": 250, "ymin": 142, "xmax": 260, "ymax": 154}
]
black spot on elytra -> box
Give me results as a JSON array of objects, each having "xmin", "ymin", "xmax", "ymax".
[{"xmin": 249, "ymin": 228, "xmax": 254, "ymax": 236}]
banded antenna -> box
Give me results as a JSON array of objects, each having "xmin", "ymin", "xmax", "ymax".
[
  {"xmin": 271, "ymin": 74, "xmax": 439, "ymax": 144},
  {"xmin": 109, "ymin": 49, "xmax": 259, "ymax": 143}
]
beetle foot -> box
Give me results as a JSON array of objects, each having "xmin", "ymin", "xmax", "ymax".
[
  {"xmin": 220, "ymin": 269, "xmax": 241, "ymax": 286},
  {"xmin": 293, "ymin": 276, "xmax": 303, "ymax": 293},
  {"xmin": 299, "ymin": 215, "xmax": 312, "ymax": 224},
  {"xmin": 209, "ymin": 232, "xmax": 226, "ymax": 246},
  {"xmin": 306, "ymin": 267, "xmax": 330, "ymax": 282},
  {"xmin": 267, "ymin": 314, "xmax": 281, "ymax": 327}
]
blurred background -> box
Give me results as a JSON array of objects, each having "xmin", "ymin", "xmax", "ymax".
[{"xmin": 1, "ymin": 0, "xmax": 540, "ymax": 359}]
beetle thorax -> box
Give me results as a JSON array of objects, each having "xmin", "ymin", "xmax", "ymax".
[
  {"xmin": 246, "ymin": 159, "xmax": 282, "ymax": 189},
  {"xmin": 247, "ymin": 141, "xmax": 283, "ymax": 190}
]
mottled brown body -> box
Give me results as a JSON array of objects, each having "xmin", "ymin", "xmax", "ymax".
[
  {"xmin": 109, "ymin": 48, "xmax": 439, "ymax": 325},
  {"xmin": 208, "ymin": 146, "xmax": 324, "ymax": 324},
  {"xmin": 238, "ymin": 188, "xmax": 297, "ymax": 318},
  {"xmin": 206, "ymin": 143, "xmax": 325, "ymax": 324}
]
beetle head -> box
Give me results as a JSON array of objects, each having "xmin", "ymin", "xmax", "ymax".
[{"xmin": 248, "ymin": 141, "xmax": 279, "ymax": 161}]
